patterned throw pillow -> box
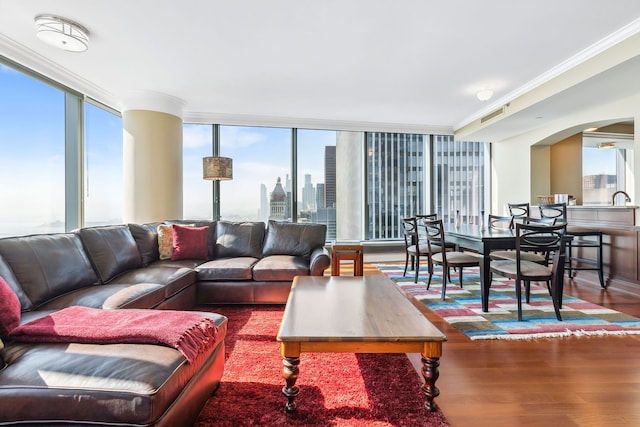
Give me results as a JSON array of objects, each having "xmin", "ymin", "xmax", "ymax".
[
  {"xmin": 0, "ymin": 276, "xmax": 21, "ymax": 337},
  {"xmin": 171, "ymin": 224, "xmax": 209, "ymax": 260},
  {"xmin": 157, "ymin": 224, "xmax": 174, "ymax": 260}
]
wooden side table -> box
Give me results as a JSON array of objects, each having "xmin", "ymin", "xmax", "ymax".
[{"xmin": 331, "ymin": 244, "xmax": 364, "ymax": 276}]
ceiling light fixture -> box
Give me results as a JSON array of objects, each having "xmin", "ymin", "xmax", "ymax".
[
  {"xmin": 476, "ymin": 89, "xmax": 493, "ymax": 102},
  {"xmin": 597, "ymin": 142, "xmax": 616, "ymax": 150},
  {"xmin": 34, "ymin": 14, "xmax": 89, "ymax": 52}
]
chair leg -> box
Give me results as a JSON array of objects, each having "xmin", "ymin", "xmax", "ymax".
[
  {"xmin": 426, "ymin": 260, "xmax": 434, "ymax": 290},
  {"xmin": 550, "ymin": 280, "xmax": 563, "ymax": 321},
  {"xmin": 525, "ymin": 281, "xmax": 531, "ymax": 303},
  {"xmin": 596, "ymin": 237, "xmax": 605, "ymax": 288},
  {"xmin": 413, "ymin": 254, "xmax": 420, "ymax": 283},
  {"xmin": 403, "ymin": 253, "xmax": 410, "ymax": 276},
  {"xmin": 459, "ymin": 268, "xmax": 464, "ymax": 288},
  {"xmin": 515, "ymin": 279, "xmax": 523, "ymax": 321},
  {"xmin": 441, "ymin": 270, "xmax": 447, "ymax": 300}
]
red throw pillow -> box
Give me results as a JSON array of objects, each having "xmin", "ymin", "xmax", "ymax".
[
  {"xmin": 0, "ymin": 276, "xmax": 21, "ymax": 336},
  {"xmin": 171, "ymin": 224, "xmax": 209, "ymax": 261}
]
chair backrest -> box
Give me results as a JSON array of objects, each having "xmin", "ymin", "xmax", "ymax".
[
  {"xmin": 508, "ymin": 202, "xmax": 530, "ymax": 218},
  {"xmin": 415, "ymin": 214, "xmax": 438, "ymax": 240},
  {"xmin": 515, "ymin": 222, "xmax": 567, "ymax": 267},
  {"xmin": 550, "ymin": 235, "xmax": 568, "ymax": 289},
  {"xmin": 401, "ymin": 217, "xmax": 418, "ymax": 248},
  {"xmin": 538, "ymin": 203, "xmax": 567, "ymax": 224},
  {"xmin": 488, "ymin": 214, "xmax": 512, "ymax": 229},
  {"xmin": 422, "ymin": 219, "xmax": 447, "ymax": 256}
]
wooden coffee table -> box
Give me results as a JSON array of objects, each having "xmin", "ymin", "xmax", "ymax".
[{"xmin": 276, "ymin": 275, "xmax": 447, "ymax": 413}]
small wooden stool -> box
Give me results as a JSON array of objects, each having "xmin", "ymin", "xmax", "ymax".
[{"xmin": 331, "ymin": 244, "xmax": 364, "ymax": 276}]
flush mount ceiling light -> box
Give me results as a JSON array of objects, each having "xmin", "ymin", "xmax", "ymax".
[
  {"xmin": 34, "ymin": 14, "xmax": 89, "ymax": 52},
  {"xmin": 476, "ymin": 89, "xmax": 493, "ymax": 102}
]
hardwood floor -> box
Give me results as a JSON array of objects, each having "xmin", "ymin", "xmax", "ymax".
[{"xmin": 357, "ymin": 262, "xmax": 640, "ymax": 427}]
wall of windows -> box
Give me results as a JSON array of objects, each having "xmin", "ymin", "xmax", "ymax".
[
  {"xmin": 1, "ymin": 58, "xmax": 487, "ymax": 241},
  {"xmin": 0, "ymin": 62, "xmax": 66, "ymax": 237},
  {"xmin": 182, "ymin": 125, "xmax": 487, "ymax": 242},
  {"xmin": 183, "ymin": 123, "xmax": 214, "ymax": 220},
  {"xmin": 297, "ymin": 129, "xmax": 337, "ymax": 240},
  {"xmin": 364, "ymin": 133, "xmax": 487, "ymax": 240},
  {"xmin": 219, "ymin": 126, "xmax": 291, "ymax": 222},
  {"xmin": 0, "ymin": 58, "xmax": 123, "ymax": 237},
  {"xmin": 367, "ymin": 132, "xmax": 427, "ymax": 240},
  {"xmin": 84, "ymin": 101, "xmax": 123, "ymax": 226},
  {"xmin": 432, "ymin": 136, "xmax": 487, "ymax": 226}
]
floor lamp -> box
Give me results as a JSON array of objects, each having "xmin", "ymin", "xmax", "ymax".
[{"xmin": 203, "ymin": 156, "xmax": 233, "ymax": 220}]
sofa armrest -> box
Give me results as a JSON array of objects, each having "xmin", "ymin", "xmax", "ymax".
[{"xmin": 309, "ymin": 247, "xmax": 331, "ymax": 276}]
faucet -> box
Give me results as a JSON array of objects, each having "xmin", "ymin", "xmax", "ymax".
[{"xmin": 612, "ymin": 190, "xmax": 631, "ymax": 206}]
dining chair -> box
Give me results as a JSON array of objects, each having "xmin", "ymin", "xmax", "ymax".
[
  {"xmin": 415, "ymin": 213, "xmax": 438, "ymax": 247},
  {"xmin": 422, "ymin": 219, "xmax": 480, "ymax": 300},
  {"xmin": 538, "ymin": 203, "xmax": 567, "ymax": 225},
  {"xmin": 507, "ymin": 202, "xmax": 530, "ymax": 228},
  {"xmin": 490, "ymin": 216, "xmax": 555, "ymax": 264},
  {"xmin": 539, "ymin": 202, "xmax": 605, "ymax": 288},
  {"xmin": 490, "ymin": 222, "xmax": 567, "ymax": 321},
  {"xmin": 402, "ymin": 217, "xmax": 439, "ymax": 283}
]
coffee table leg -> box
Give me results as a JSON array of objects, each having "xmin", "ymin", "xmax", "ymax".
[
  {"xmin": 421, "ymin": 355, "xmax": 441, "ymax": 411},
  {"xmin": 282, "ymin": 356, "xmax": 300, "ymax": 412}
]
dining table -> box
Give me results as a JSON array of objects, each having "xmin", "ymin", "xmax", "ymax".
[{"xmin": 442, "ymin": 222, "xmax": 517, "ymax": 312}]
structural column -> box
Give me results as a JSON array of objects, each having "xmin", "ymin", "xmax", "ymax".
[{"xmin": 122, "ymin": 92, "xmax": 184, "ymax": 224}]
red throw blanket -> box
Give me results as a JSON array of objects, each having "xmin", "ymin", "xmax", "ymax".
[{"xmin": 9, "ymin": 306, "xmax": 218, "ymax": 363}]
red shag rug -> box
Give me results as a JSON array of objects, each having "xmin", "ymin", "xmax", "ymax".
[{"xmin": 195, "ymin": 305, "xmax": 450, "ymax": 426}]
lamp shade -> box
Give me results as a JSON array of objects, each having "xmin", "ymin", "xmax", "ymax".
[{"xmin": 203, "ymin": 156, "xmax": 233, "ymax": 180}]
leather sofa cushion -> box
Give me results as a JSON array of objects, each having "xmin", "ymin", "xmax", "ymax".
[
  {"xmin": 0, "ymin": 312, "xmax": 227, "ymax": 426},
  {"xmin": 215, "ymin": 221, "xmax": 265, "ymax": 258},
  {"xmin": 128, "ymin": 222, "xmax": 162, "ymax": 265},
  {"xmin": 0, "ymin": 254, "xmax": 32, "ymax": 311},
  {"xmin": 78, "ymin": 225, "xmax": 143, "ymax": 283},
  {"xmin": 195, "ymin": 257, "xmax": 258, "ymax": 281},
  {"xmin": 252, "ymin": 255, "xmax": 309, "ymax": 281},
  {"xmin": 0, "ymin": 233, "xmax": 100, "ymax": 309},
  {"xmin": 108, "ymin": 266, "xmax": 196, "ymax": 300},
  {"xmin": 37, "ymin": 282, "xmax": 167, "ymax": 310},
  {"xmin": 262, "ymin": 221, "xmax": 327, "ymax": 258}
]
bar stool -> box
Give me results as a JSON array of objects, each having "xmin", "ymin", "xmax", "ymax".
[
  {"xmin": 331, "ymin": 244, "xmax": 364, "ymax": 276},
  {"xmin": 565, "ymin": 228, "xmax": 605, "ymax": 288},
  {"xmin": 538, "ymin": 203, "xmax": 605, "ymax": 288}
]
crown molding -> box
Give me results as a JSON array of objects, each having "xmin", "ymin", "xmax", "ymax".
[
  {"xmin": 183, "ymin": 111, "xmax": 453, "ymax": 135},
  {"xmin": 0, "ymin": 34, "xmax": 119, "ymax": 108}
]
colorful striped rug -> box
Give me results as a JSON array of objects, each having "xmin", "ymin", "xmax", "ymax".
[{"xmin": 378, "ymin": 263, "xmax": 640, "ymax": 340}]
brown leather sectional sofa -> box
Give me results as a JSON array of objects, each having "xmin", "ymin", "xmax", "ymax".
[{"xmin": 0, "ymin": 219, "xmax": 329, "ymax": 426}]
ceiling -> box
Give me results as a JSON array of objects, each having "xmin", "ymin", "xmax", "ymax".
[{"xmin": 1, "ymin": 0, "xmax": 640, "ymax": 141}]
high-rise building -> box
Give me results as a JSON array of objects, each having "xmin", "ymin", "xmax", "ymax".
[
  {"xmin": 316, "ymin": 183, "xmax": 325, "ymax": 209},
  {"xmin": 260, "ymin": 183, "xmax": 268, "ymax": 222},
  {"xmin": 301, "ymin": 173, "xmax": 316, "ymax": 212},
  {"xmin": 324, "ymin": 146, "xmax": 336, "ymax": 208},
  {"xmin": 269, "ymin": 177, "xmax": 288, "ymax": 220},
  {"xmin": 367, "ymin": 133, "xmax": 426, "ymax": 239}
]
